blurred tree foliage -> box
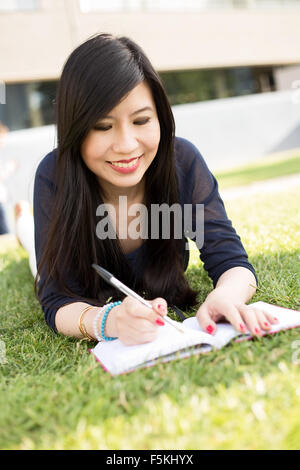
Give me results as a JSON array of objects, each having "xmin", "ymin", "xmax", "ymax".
[{"xmin": 159, "ymin": 67, "xmax": 269, "ymax": 105}]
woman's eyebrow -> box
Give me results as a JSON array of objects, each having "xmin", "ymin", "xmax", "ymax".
[{"xmin": 104, "ymin": 106, "xmax": 154, "ymax": 119}]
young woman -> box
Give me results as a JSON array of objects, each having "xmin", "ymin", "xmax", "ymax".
[{"xmin": 33, "ymin": 33, "xmax": 278, "ymax": 346}]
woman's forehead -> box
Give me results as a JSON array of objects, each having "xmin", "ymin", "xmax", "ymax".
[{"xmin": 106, "ymin": 82, "xmax": 155, "ymax": 116}]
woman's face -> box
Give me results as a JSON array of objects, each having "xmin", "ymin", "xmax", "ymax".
[{"xmin": 81, "ymin": 81, "xmax": 161, "ymax": 196}]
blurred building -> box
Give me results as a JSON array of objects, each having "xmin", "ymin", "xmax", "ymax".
[{"xmin": 0, "ymin": 0, "xmax": 300, "ymax": 130}]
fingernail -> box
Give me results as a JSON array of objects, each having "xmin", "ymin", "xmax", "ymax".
[
  {"xmin": 156, "ymin": 318, "xmax": 165, "ymax": 326},
  {"xmin": 240, "ymin": 323, "xmax": 246, "ymax": 332},
  {"xmin": 255, "ymin": 327, "xmax": 261, "ymax": 335},
  {"xmin": 157, "ymin": 304, "xmax": 166, "ymax": 314},
  {"xmin": 206, "ymin": 325, "xmax": 214, "ymax": 334},
  {"xmin": 274, "ymin": 317, "xmax": 279, "ymax": 322},
  {"xmin": 264, "ymin": 322, "xmax": 270, "ymax": 327}
]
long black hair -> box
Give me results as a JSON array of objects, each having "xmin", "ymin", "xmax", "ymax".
[{"xmin": 36, "ymin": 33, "xmax": 198, "ymax": 309}]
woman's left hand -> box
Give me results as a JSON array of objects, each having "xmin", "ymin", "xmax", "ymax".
[{"xmin": 196, "ymin": 288, "xmax": 279, "ymax": 336}]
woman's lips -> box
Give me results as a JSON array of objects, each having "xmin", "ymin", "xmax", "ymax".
[
  {"xmin": 114, "ymin": 156, "xmax": 139, "ymax": 163},
  {"xmin": 107, "ymin": 155, "xmax": 143, "ymax": 174}
]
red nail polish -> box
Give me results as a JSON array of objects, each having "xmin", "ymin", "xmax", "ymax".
[
  {"xmin": 206, "ymin": 325, "xmax": 214, "ymax": 334},
  {"xmin": 156, "ymin": 318, "xmax": 165, "ymax": 326},
  {"xmin": 240, "ymin": 323, "xmax": 246, "ymax": 332},
  {"xmin": 157, "ymin": 304, "xmax": 166, "ymax": 313},
  {"xmin": 264, "ymin": 322, "xmax": 269, "ymax": 327},
  {"xmin": 274, "ymin": 317, "xmax": 279, "ymax": 322},
  {"xmin": 255, "ymin": 327, "xmax": 261, "ymax": 334}
]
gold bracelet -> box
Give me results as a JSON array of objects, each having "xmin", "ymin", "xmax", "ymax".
[{"xmin": 78, "ymin": 306, "xmax": 95, "ymax": 341}]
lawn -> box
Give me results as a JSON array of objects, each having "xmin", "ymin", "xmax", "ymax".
[
  {"xmin": 0, "ymin": 160, "xmax": 300, "ymax": 449},
  {"xmin": 215, "ymin": 151, "xmax": 300, "ymax": 189}
]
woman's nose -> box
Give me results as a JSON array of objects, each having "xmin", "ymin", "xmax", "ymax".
[{"xmin": 112, "ymin": 127, "xmax": 139, "ymax": 155}]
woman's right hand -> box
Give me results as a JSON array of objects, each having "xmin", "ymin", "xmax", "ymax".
[{"xmin": 105, "ymin": 296, "xmax": 168, "ymax": 345}]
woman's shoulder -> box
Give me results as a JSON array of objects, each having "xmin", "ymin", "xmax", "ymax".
[
  {"xmin": 174, "ymin": 136, "xmax": 210, "ymax": 175},
  {"xmin": 35, "ymin": 148, "xmax": 58, "ymax": 183},
  {"xmin": 174, "ymin": 135, "xmax": 200, "ymax": 154},
  {"xmin": 174, "ymin": 136, "xmax": 216, "ymax": 202}
]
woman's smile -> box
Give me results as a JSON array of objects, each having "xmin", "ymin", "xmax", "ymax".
[{"xmin": 107, "ymin": 155, "xmax": 143, "ymax": 174}]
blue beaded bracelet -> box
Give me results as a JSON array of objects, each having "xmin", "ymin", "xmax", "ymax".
[{"xmin": 100, "ymin": 301, "xmax": 122, "ymax": 341}]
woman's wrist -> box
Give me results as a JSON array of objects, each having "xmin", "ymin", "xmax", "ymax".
[
  {"xmin": 83, "ymin": 304, "xmax": 120, "ymax": 340},
  {"xmin": 104, "ymin": 303, "xmax": 120, "ymax": 338},
  {"xmin": 214, "ymin": 267, "xmax": 257, "ymax": 304},
  {"xmin": 211, "ymin": 284, "xmax": 255, "ymax": 305},
  {"xmin": 81, "ymin": 306, "xmax": 100, "ymax": 339}
]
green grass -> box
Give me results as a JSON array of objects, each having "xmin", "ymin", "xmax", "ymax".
[
  {"xmin": 0, "ymin": 182, "xmax": 300, "ymax": 449},
  {"xmin": 215, "ymin": 151, "xmax": 300, "ymax": 189}
]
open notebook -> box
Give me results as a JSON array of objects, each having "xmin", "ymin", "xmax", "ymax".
[{"xmin": 90, "ymin": 301, "xmax": 300, "ymax": 376}]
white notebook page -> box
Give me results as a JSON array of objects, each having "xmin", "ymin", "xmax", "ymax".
[
  {"xmin": 91, "ymin": 317, "xmax": 216, "ymax": 375},
  {"xmin": 91, "ymin": 301, "xmax": 300, "ymax": 375},
  {"xmin": 183, "ymin": 301, "xmax": 300, "ymax": 347}
]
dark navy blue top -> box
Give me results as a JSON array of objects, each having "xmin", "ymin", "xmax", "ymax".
[{"xmin": 33, "ymin": 136, "xmax": 257, "ymax": 332}]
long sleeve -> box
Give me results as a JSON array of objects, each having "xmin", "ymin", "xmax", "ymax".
[
  {"xmin": 175, "ymin": 136, "xmax": 258, "ymax": 288},
  {"xmin": 33, "ymin": 150, "xmax": 85, "ymax": 333}
]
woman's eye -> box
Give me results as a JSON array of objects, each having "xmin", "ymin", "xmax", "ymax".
[
  {"xmin": 94, "ymin": 125, "xmax": 111, "ymax": 131},
  {"xmin": 94, "ymin": 118, "xmax": 150, "ymax": 131},
  {"xmin": 135, "ymin": 118, "xmax": 150, "ymax": 125}
]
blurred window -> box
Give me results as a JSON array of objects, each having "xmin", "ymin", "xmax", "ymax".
[
  {"xmin": 159, "ymin": 66, "xmax": 275, "ymax": 105},
  {"xmin": 0, "ymin": 81, "xmax": 57, "ymax": 131},
  {"xmin": 0, "ymin": 66, "xmax": 278, "ymax": 130},
  {"xmin": 79, "ymin": 0, "xmax": 300, "ymax": 13},
  {"xmin": 0, "ymin": 0, "xmax": 39, "ymax": 12}
]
